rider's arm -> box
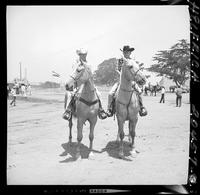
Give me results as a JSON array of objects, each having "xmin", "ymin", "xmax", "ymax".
[{"xmin": 117, "ymin": 58, "xmax": 124, "ymax": 73}]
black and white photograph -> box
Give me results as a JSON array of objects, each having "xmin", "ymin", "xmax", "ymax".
[{"xmin": 6, "ymin": 4, "xmax": 194, "ymax": 191}]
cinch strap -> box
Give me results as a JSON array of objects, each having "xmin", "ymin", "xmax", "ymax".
[{"xmin": 78, "ymin": 97, "xmax": 99, "ymax": 106}]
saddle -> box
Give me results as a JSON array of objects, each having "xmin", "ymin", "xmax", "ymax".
[{"xmin": 68, "ymin": 93, "xmax": 106, "ymax": 119}]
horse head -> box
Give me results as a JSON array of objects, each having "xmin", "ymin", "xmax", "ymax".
[
  {"xmin": 65, "ymin": 63, "xmax": 92, "ymax": 90},
  {"xmin": 122, "ymin": 64, "xmax": 146, "ymax": 86}
]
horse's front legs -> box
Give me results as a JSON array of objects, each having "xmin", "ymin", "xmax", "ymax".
[
  {"xmin": 129, "ymin": 118, "xmax": 138, "ymax": 157},
  {"xmin": 68, "ymin": 119, "xmax": 73, "ymax": 144},
  {"xmin": 76, "ymin": 118, "xmax": 84, "ymax": 160},
  {"xmin": 88, "ymin": 116, "xmax": 97, "ymax": 159},
  {"xmin": 64, "ymin": 92, "xmax": 73, "ymax": 143},
  {"xmin": 117, "ymin": 117, "xmax": 125, "ymax": 158}
]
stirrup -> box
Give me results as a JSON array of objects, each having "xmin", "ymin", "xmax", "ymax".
[
  {"xmin": 106, "ymin": 109, "xmax": 113, "ymax": 117},
  {"xmin": 139, "ymin": 107, "xmax": 147, "ymax": 117},
  {"xmin": 62, "ymin": 110, "xmax": 72, "ymax": 120},
  {"xmin": 98, "ymin": 109, "xmax": 107, "ymax": 120}
]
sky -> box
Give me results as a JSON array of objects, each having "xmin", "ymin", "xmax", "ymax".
[{"xmin": 7, "ymin": 5, "xmax": 190, "ymax": 83}]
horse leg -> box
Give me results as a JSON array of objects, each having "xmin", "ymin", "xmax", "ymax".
[
  {"xmin": 129, "ymin": 118, "xmax": 138, "ymax": 157},
  {"xmin": 68, "ymin": 119, "xmax": 73, "ymax": 144},
  {"xmin": 116, "ymin": 132, "xmax": 120, "ymax": 142},
  {"xmin": 88, "ymin": 116, "xmax": 97, "ymax": 159},
  {"xmin": 64, "ymin": 92, "xmax": 73, "ymax": 143},
  {"xmin": 76, "ymin": 117, "xmax": 84, "ymax": 160},
  {"xmin": 129, "ymin": 119, "xmax": 137, "ymax": 148},
  {"xmin": 64, "ymin": 92, "xmax": 68, "ymax": 110},
  {"xmin": 117, "ymin": 117, "xmax": 125, "ymax": 158}
]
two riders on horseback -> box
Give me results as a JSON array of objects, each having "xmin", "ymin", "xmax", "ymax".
[{"xmin": 62, "ymin": 45, "xmax": 147, "ymax": 121}]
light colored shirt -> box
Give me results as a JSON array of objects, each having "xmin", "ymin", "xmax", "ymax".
[
  {"xmin": 72, "ymin": 59, "xmax": 92, "ymax": 73},
  {"xmin": 161, "ymin": 88, "xmax": 165, "ymax": 94},
  {"xmin": 176, "ymin": 88, "xmax": 182, "ymax": 96},
  {"xmin": 11, "ymin": 88, "xmax": 16, "ymax": 96}
]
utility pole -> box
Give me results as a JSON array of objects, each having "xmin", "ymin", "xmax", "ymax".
[
  {"xmin": 19, "ymin": 62, "xmax": 22, "ymax": 81},
  {"xmin": 25, "ymin": 67, "xmax": 27, "ymax": 80}
]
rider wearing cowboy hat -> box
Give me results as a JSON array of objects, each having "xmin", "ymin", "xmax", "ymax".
[
  {"xmin": 106, "ymin": 45, "xmax": 147, "ymax": 117},
  {"xmin": 63, "ymin": 48, "xmax": 107, "ymax": 120}
]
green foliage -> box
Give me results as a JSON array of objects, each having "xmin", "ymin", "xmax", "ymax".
[
  {"xmin": 93, "ymin": 58, "xmax": 119, "ymax": 85},
  {"xmin": 147, "ymin": 39, "xmax": 190, "ymax": 86},
  {"xmin": 93, "ymin": 58, "xmax": 146, "ymax": 85}
]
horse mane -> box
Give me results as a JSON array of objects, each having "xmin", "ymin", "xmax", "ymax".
[{"xmin": 71, "ymin": 65, "xmax": 96, "ymax": 118}]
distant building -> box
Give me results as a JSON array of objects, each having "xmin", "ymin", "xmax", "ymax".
[{"xmin": 29, "ymin": 82, "xmax": 41, "ymax": 86}]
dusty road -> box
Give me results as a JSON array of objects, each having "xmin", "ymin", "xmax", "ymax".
[{"xmin": 7, "ymin": 87, "xmax": 190, "ymax": 185}]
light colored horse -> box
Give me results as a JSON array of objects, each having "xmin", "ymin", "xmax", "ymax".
[
  {"xmin": 115, "ymin": 62, "xmax": 146, "ymax": 158},
  {"xmin": 64, "ymin": 64, "xmax": 100, "ymax": 160}
]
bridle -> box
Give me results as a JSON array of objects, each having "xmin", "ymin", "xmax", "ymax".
[
  {"xmin": 119, "ymin": 66, "xmax": 144, "ymax": 93},
  {"xmin": 70, "ymin": 66, "xmax": 87, "ymax": 89},
  {"xmin": 128, "ymin": 66, "xmax": 144, "ymax": 82},
  {"xmin": 70, "ymin": 65, "xmax": 99, "ymax": 107}
]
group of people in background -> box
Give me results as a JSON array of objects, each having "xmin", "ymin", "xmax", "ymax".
[
  {"xmin": 159, "ymin": 85, "xmax": 184, "ymax": 107},
  {"xmin": 7, "ymin": 82, "xmax": 32, "ymax": 107}
]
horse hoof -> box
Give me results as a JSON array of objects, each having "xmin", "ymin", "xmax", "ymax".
[
  {"xmin": 76, "ymin": 155, "xmax": 82, "ymax": 161},
  {"xmin": 66, "ymin": 153, "xmax": 73, "ymax": 158},
  {"xmin": 75, "ymin": 153, "xmax": 81, "ymax": 161},
  {"xmin": 88, "ymin": 152, "xmax": 95, "ymax": 160},
  {"xmin": 130, "ymin": 150, "xmax": 138, "ymax": 158},
  {"xmin": 119, "ymin": 152, "xmax": 124, "ymax": 159}
]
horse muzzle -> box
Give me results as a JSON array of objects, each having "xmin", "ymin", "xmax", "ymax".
[{"xmin": 65, "ymin": 84, "xmax": 73, "ymax": 91}]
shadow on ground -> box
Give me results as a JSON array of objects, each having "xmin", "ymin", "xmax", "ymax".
[
  {"xmin": 59, "ymin": 142, "xmax": 101, "ymax": 163},
  {"xmin": 101, "ymin": 140, "xmax": 135, "ymax": 161}
]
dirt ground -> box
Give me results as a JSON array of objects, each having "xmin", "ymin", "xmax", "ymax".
[{"xmin": 7, "ymin": 87, "xmax": 190, "ymax": 185}]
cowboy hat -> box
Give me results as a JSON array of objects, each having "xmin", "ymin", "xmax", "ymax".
[
  {"xmin": 120, "ymin": 45, "xmax": 135, "ymax": 52},
  {"xmin": 76, "ymin": 48, "xmax": 88, "ymax": 55}
]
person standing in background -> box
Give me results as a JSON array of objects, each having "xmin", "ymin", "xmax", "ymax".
[
  {"xmin": 159, "ymin": 86, "xmax": 165, "ymax": 103},
  {"xmin": 21, "ymin": 84, "xmax": 26, "ymax": 96},
  {"xmin": 10, "ymin": 86, "xmax": 17, "ymax": 106},
  {"xmin": 175, "ymin": 85, "xmax": 183, "ymax": 107},
  {"xmin": 27, "ymin": 84, "xmax": 32, "ymax": 95}
]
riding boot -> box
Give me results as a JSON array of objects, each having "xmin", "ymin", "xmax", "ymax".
[
  {"xmin": 138, "ymin": 94, "xmax": 147, "ymax": 116},
  {"xmin": 98, "ymin": 100, "xmax": 107, "ymax": 119},
  {"xmin": 106, "ymin": 94, "xmax": 114, "ymax": 117},
  {"xmin": 62, "ymin": 95, "xmax": 74, "ymax": 121},
  {"xmin": 62, "ymin": 107, "xmax": 72, "ymax": 120}
]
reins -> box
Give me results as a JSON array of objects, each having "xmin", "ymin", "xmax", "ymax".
[{"xmin": 71, "ymin": 67, "xmax": 99, "ymax": 107}]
